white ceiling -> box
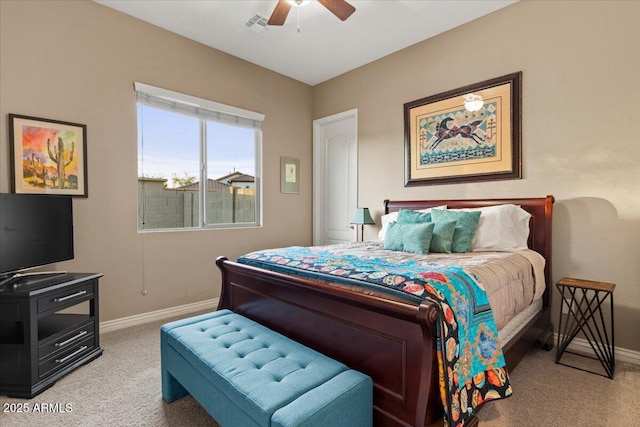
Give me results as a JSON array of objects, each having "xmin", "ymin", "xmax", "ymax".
[{"xmin": 95, "ymin": 0, "xmax": 517, "ymax": 86}]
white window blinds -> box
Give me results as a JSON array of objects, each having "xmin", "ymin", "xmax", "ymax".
[{"xmin": 134, "ymin": 82, "xmax": 264, "ymax": 130}]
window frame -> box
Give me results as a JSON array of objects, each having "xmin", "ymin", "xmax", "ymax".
[{"xmin": 135, "ymin": 82, "xmax": 264, "ymax": 232}]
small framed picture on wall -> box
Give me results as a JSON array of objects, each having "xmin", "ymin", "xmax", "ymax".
[{"xmin": 280, "ymin": 157, "xmax": 299, "ymax": 194}]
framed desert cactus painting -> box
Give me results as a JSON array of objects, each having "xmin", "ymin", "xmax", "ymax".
[{"xmin": 9, "ymin": 114, "xmax": 88, "ymax": 197}]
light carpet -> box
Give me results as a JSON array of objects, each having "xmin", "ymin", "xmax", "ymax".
[{"xmin": 1, "ymin": 313, "xmax": 638, "ymax": 426}]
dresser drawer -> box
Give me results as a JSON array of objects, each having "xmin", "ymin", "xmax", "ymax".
[
  {"xmin": 38, "ymin": 335, "xmax": 95, "ymax": 379},
  {"xmin": 38, "ymin": 319, "xmax": 95, "ymax": 361},
  {"xmin": 37, "ymin": 281, "xmax": 95, "ymax": 314}
]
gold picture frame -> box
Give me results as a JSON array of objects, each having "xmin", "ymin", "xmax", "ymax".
[
  {"xmin": 280, "ymin": 157, "xmax": 299, "ymax": 194},
  {"xmin": 404, "ymin": 72, "xmax": 522, "ymax": 186},
  {"xmin": 9, "ymin": 114, "xmax": 88, "ymax": 197}
]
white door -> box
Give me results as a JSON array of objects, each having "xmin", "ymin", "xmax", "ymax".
[{"xmin": 313, "ymin": 109, "xmax": 358, "ymax": 245}]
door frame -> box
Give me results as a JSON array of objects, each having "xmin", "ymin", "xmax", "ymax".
[{"xmin": 312, "ymin": 109, "xmax": 358, "ymax": 245}]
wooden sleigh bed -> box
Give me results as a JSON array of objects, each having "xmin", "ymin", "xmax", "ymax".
[{"xmin": 216, "ymin": 196, "xmax": 555, "ymax": 427}]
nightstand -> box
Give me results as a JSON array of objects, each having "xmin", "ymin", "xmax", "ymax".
[{"xmin": 555, "ymin": 277, "xmax": 615, "ymax": 379}]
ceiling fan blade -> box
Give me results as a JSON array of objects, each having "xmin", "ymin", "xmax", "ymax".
[
  {"xmin": 317, "ymin": 0, "xmax": 356, "ymax": 21},
  {"xmin": 268, "ymin": 0, "xmax": 292, "ymax": 26}
]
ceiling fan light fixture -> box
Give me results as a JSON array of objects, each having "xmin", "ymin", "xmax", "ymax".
[
  {"xmin": 464, "ymin": 93, "xmax": 484, "ymax": 112},
  {"xmin": 269, "ymin": 0, "xmax": 355, "ymax": 27}
]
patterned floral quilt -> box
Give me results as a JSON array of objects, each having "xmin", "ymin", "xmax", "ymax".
[{"xmin": 238, "ymin": 242, "xmax": 512, "ymax": 426}]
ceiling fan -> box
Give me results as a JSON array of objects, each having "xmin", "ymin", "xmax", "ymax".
[{"xmin": 267, "ymin": 0, "xmax": 356, "ymax": 26}]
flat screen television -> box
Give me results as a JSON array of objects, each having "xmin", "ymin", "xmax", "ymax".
[{"xmin": 0, "ymin": 193, "xmax": 74, "ymax": 284}]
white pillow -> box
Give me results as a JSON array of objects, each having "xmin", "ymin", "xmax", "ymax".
[
  {"xmin": 378, "ymin": 211, "xmax": 399, "ymax": 240},
  {"xmin": 378, "ymin": 205, "xmax": 446, "ymax": 240},
  {"xmin": 469, "ymin": 204, "xmax": 531, "ymax": 251},
  {"xmin": 507, "ymin": 205, "xmax": 532, "ymax": 249}
]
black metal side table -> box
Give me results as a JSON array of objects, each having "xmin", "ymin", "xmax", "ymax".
[{"xmin": 555, "ymin": 277, "xmax": 615, "ymax": 378}]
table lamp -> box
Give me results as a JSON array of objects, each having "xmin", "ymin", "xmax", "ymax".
[{"xmin": 351, "ymin": 208, "xmax": 375, "ymax": 242}]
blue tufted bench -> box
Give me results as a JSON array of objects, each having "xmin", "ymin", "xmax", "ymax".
[{"xmin": 161, "ymin": 310, "xmax": 372, "ymax": 426}]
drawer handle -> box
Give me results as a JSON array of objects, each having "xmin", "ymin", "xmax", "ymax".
[
  {"xmin": 53, "ymin": 290, "xmax": 87, "ymax": 303},
  {"xmin": 55, "ymin": 346, "xmax": 88, "ymax": 364},
  {"xmin": 55, "ymin": 330, "xmax": 88, "ymax": 348}
]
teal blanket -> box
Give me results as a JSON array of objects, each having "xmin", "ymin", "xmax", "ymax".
[{"xmin": 238, "ymin": 243, "xmax": 512, "ymax": 426}]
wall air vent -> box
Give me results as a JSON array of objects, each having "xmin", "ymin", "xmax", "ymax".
[{"xmin": 242, "ymin": 13, "xmax": 269, "ymax": 35}]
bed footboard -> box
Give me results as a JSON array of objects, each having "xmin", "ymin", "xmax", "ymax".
[{"xmin": 216, "ymin": 257, "xmax": 443, "ymax": 427}]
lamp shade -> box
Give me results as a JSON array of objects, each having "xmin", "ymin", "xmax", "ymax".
[{"xmin": 351, "ymin": 208, "xmax": 375, "ymax": 225}]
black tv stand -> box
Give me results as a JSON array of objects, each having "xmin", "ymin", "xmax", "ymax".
[{"xmin": 0, "ymin": 272, "xmax": 103, "ymax": 398}]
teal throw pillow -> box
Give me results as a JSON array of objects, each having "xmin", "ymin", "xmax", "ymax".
[
  {"xmin": 429, "ymin": 220, "xmax": 457, "ymax": 253},
  {"xmin": 431, "ymin": 209, "xmax": 481, "ymax": 253},
  {"xmin": 397, "ymin": 209, "xmax": 432, "ymax": 224},
  {"xmin": 383, "ymin": 222, "xmax": 434, "ymax": 255}
]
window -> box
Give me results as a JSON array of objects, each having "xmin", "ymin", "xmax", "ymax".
[{"xmin": 136, "ymin": 83, "xmax": 263, "ymax": 231}]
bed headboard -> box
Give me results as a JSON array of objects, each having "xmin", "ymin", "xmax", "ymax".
[{"xmin": 384, "ymin": 196, "xmax": 555, "ymax": 306}]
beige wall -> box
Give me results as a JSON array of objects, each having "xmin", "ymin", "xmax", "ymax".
[
  {"xmin": 313, "ymin": 1, "xmax": 640, "ymax": 352},
  {"xmin": 0, "ymin": 1, "xmax": 313, "ymax": 320}
]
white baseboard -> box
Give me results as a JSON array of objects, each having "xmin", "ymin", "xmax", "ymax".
[
  {"xmin": 555, "ymin": 333, "xmax": 640, "ymax": 366},
  {"xmin": 100, "ymin": 298, "xmax": 219, "ymax": 334}
]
